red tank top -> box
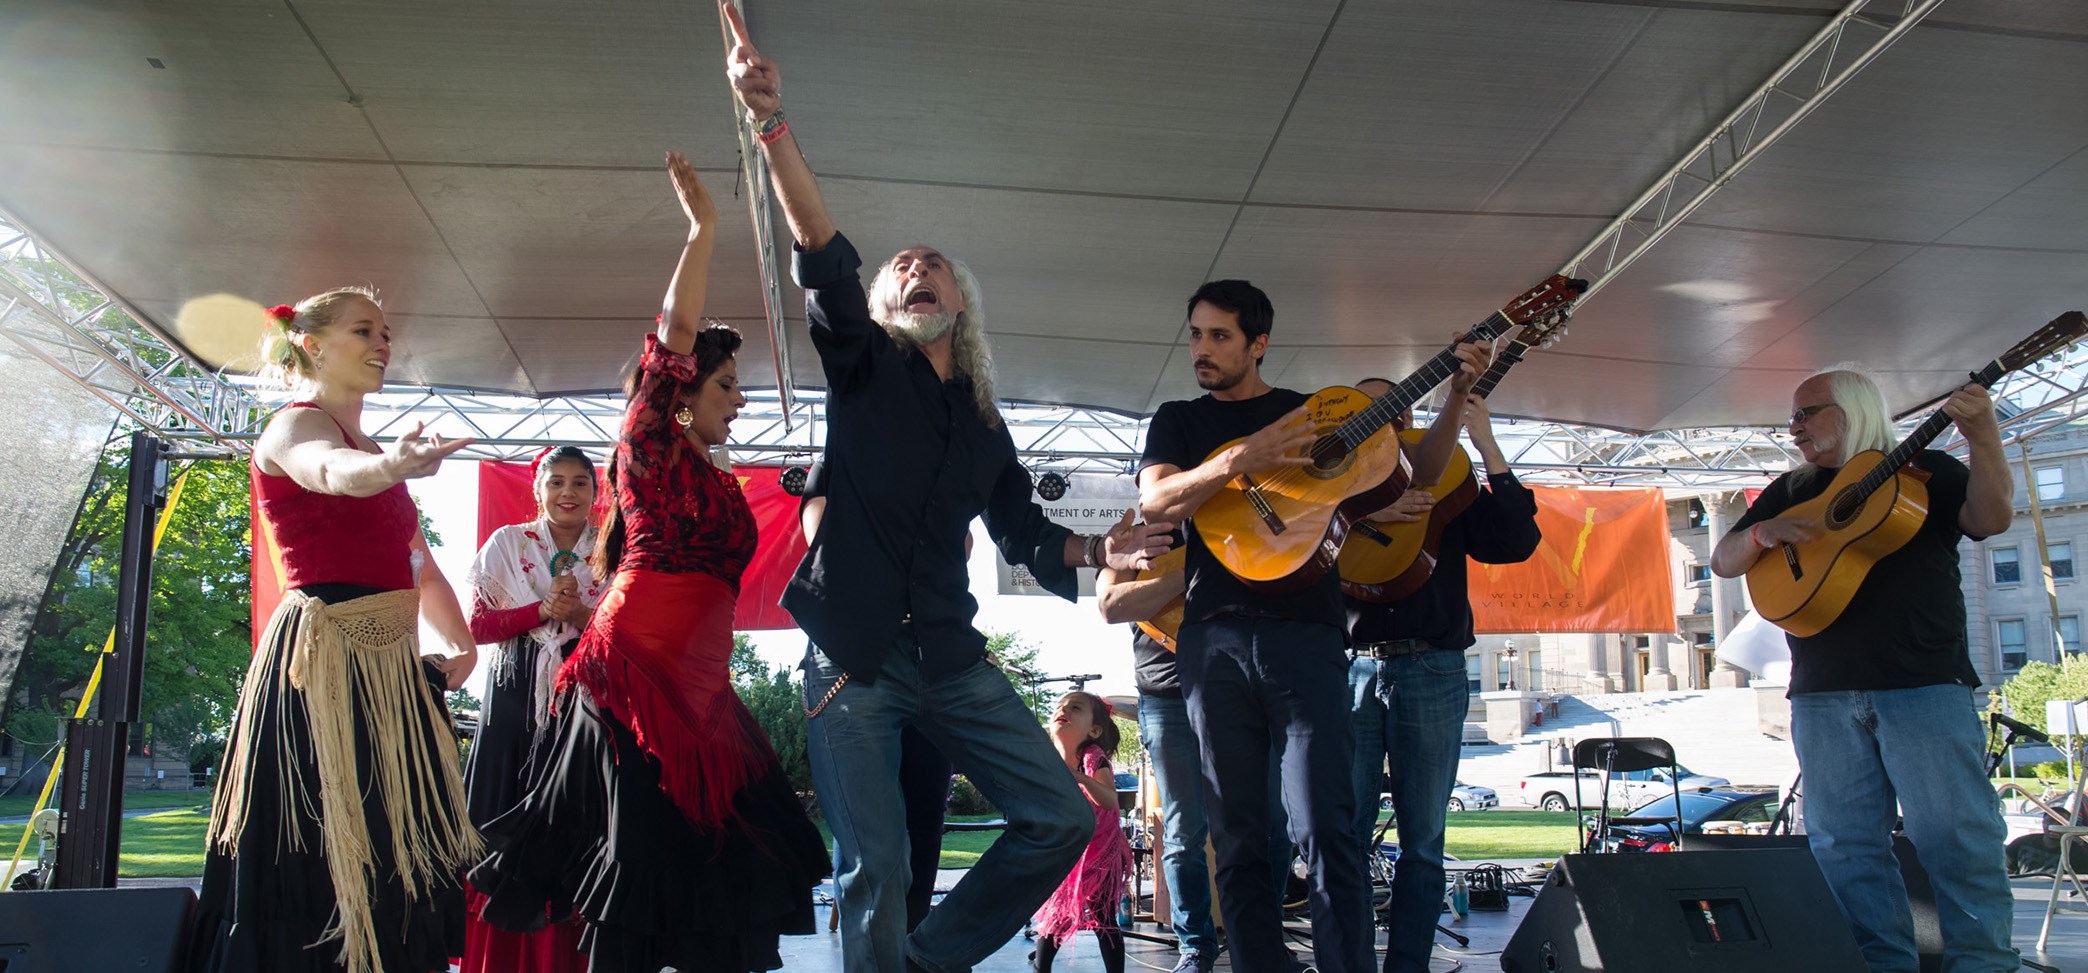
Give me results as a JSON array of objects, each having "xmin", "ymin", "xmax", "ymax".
[{"xmin": 252, "ymin": 403, "xmax": 421, "ymax": 591}]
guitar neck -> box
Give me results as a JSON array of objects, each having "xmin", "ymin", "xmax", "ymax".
[
  {"xmin": 1469, "ymin": 335, "xmax": 1534, "ymax": 400},
  {"xmin": 1338, "ymin": 314, "xmax": 1506, "ymax": 449},
  {"xmin": 1852, "ymin": 358, "xmax": 2008, "ymax": 501}
]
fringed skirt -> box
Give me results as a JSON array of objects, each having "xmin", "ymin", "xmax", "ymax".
[
  {"xmin": 1033, "ymin": 800, "xmax": 1135, "ymax": 943},
  {"xmin": 467, "ymin": 569, "xmax": 829, "ymax": 973},
  {"xmin": 190, "ymin": 584, "xmax": 479, "ymax": 973}
]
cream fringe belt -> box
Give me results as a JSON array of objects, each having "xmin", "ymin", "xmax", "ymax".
[{"xmin": 207, "ymin": 587, "xmax": 482, "ymax": 973}]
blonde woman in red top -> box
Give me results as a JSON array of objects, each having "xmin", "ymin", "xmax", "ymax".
[{"xmin": 191, "ymin": 287, "xmax": 482, "ymax": 973}]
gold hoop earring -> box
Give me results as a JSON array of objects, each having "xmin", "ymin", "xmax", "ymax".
[{"xmin": 674, "ymin": 406, "xmax": 694, "ymax": 428}]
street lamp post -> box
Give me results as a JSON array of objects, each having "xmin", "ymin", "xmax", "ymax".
[{"xmin": 1504, "ymin": 639, "xmax": 1518, "ymax": 692}]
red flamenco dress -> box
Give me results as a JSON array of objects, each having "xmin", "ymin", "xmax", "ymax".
[{"xmin": 468, "ymin": 335, "xmax": 829, "ymax": 973}]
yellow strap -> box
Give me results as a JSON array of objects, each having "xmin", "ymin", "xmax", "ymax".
[{"xmin": 3, "ymin": 470, "xmax": 190, "ymax": 888}]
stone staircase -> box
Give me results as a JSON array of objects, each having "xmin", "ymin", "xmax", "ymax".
[{"xmin": 1455, "ymin": 689, "xmax": 1800, "ymax": 805}]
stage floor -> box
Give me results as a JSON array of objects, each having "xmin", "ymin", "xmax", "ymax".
[{"xmin": 765, "ymin": 867, "xmax": 2088, "ymax": 973}]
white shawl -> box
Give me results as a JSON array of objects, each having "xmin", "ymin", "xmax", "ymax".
[{"xmin": 466, "ymin": 519, "xmax": 606, "ymax": 727}]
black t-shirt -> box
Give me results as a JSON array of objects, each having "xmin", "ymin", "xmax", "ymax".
[
  {"xmin": 1139, "ymin": 389, "xmax": 1345, "ymax": 631},
  {"xmin": 1131, "ymin": 630, "xmax": 1179, "ymax": 698},
  {"xmin": 1729, "ymin": 449, "xmax": 1982, "ymax": 694}
]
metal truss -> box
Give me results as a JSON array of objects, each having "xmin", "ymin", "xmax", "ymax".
[
  {"xmin": 0, "ymin": 209, "xmax": 267, "ymax": 447},
  {"xmin": 1559, "ymin": 0, "xmax": 1948, "ymax": 300}
]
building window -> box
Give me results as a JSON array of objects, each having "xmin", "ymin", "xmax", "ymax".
[
  {"xmin": 1464, "ymin": 654, "xmax": 1481, "ymax": 694},
  {"xmin": 2037, "ymin": 466, "xmax": 2065, "ymax": 503},
  {"xmin": 2053, "ymin": 542, "xmax": 2075, "ymax": 581},
  {"xmin": 1526, "ymin": 650, "xmax": 1543, "ymax": 691},
  {"xmin": 2063, "ymin": 616, "xmax": 2083, "ymax": 656},
  {"xmin": 1999, "ymin": 619, "xmax": 2027, "ymax": 671},
  {"xmin": 1994, "ymin": 547, "xmax": 2022, "ymax": 585},
  {"xmin": 1687, "ymin": 564, "xmax": 1711, "ymax": 584}
]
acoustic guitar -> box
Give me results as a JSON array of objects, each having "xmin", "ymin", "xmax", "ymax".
[
  {"xmin": 1339, "ymin": 309, "xmax": 1575, "ymax": 602},
  {"xmin": 1747, "ymin": 311, "xmax": 2088, "ymax": 636},
  {"xmin": 1131, "ymin": 545, "xmax": 1187, "ymax": 652},
  {"xmin": 1192, "ymin": 276, "xmax": 1589, "ymax": 591}
]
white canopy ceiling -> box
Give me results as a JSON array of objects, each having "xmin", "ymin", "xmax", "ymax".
[{"xmin": 2, "ymin": 0, "xmax": 2083, "ymax": 434}]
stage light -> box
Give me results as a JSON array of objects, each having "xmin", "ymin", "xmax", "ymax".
[
  {"xmin": 1035, "ymin": 471, "xmax": 1068, "ymax": 501},
  {"xmin": 780, "ymin": 465, "xmax": 809, "ymax": 497}
]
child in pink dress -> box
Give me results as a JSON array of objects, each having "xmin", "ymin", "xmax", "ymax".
[{"xmin": 1033, "ymin": 691, "xmax": 1135, "ymax": 973}]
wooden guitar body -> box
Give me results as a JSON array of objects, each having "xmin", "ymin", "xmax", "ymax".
[
  {"xmin": 1192, "ymin": 386, "xmax": 1411, "ymax": 592},
  {"xmin": 1745, "ymin": 451, "xmax": 1931, "ymax": 638},
  {"xmin": 1133, "ymin": 546, "xmax": 1187, "ymax": 652},
  {"xmin": 1338, "ymin": 426, "xmax": 1481, "ymax": 603}
]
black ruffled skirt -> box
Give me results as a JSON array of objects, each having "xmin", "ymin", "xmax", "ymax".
[{"xmin": 467, "ymin": 684, "xmax": 829, "ymax": 973}]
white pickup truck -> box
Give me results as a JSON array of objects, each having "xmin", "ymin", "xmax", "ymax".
[{"xmin": 1514, "ymin": 765, "xmax": 1730, "ymax": 812}]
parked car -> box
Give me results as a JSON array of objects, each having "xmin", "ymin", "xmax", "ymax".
[
  {"xmin": 1591, "ymin": 788, "xmax": 1779, "ymax": 851},
  {"xmin": 1516, "ymin": 765, "xmax": 1730, "ymax": 812},
  {"xmin": 1378, "ymin": 782, "xmax": 1499, "ymax": 813}
]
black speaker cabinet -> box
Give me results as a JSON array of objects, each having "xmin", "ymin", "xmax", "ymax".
[
  {"xmin": 1687, "ymin": 832, "xmax": 1942, "ymax": 973},
  {"xmin": 0, "ymin": 886, "xmax": 195, "ymax": 972},
  {"xmin": 1500, "ymin": 849, "xmax": 1865, "ymax": 973}
]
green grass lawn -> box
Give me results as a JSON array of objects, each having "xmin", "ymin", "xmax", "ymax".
[
  {"xmin": 0, "ymin": 790, "xmax": 208, "ymax": 819},
  {"xmin": 0, "ymin": 806, "xmax": 212, "ymax": 879}
]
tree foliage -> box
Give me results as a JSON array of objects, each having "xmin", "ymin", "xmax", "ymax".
[
  {"xmin": 1993, "ymin": 658, "xmax": 2088, "ymax": 741},
  {"xmin": 731, "ymin": 634, "xmax": 812, "ymax": 792},
  {"xmin": 6, "ymin": 444, "xmax": 255, "ymax": 767}
]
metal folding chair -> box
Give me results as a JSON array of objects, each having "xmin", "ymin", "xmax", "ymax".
[{"xmin": 1572, "ymin": 736, "xmax": 1685, "ymax": 853}]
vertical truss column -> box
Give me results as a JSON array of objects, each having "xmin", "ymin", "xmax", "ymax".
[
  {"xmin": 722, "ymin": 0, "xmax": 797, "ymax": 432},
  {"xmin": 1560, "ymin": 0, "xmax": 1949, "ymax": 300}
]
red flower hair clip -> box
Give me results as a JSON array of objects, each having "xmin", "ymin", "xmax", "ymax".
[{"xmin": 267, "ymin": 304, "xmax": 297, "ymax": 327}]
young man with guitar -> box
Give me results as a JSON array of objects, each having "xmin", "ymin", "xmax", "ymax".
[
  {"xmin": 1711, "ymin": 367, "xmax": 2017, "ymax": 972},
  {"xmin": 1138, "ymin": 280, "xmax": 1487, "ymax": 973},
  {"xmin": 1343, "ymin": 388, "xmax": 1539, "ymax": 973},
  {"xmin": 722, "ymin": 8, "xmax": 1172, "ymax": 972}
]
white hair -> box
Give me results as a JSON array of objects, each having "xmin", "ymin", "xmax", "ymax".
[
  {"xmin": 1805, "ymin": 363, "xmax": 1896, "ymax": 467},
  {"xmin": 870, "ymin": 253, "xmax": 1001, "ymax": 428}
]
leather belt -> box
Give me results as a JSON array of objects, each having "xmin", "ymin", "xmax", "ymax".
[{"xmin": 1353, "ymin": 638, "xmax": 1436, "ymax": 659}]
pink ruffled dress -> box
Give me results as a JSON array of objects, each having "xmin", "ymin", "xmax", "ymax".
[{"xmin": 1033, "ymin": 744, "xmax": 1135, "ymax": 942}]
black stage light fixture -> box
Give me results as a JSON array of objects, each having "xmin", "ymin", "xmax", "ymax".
[
  {"xmin": 1035, "ymin": 471, "xmax": 1069, "ymax": 501},
  {"xmin": 780, "ymin": 465, "xmax": 809, "ymax": 497}
]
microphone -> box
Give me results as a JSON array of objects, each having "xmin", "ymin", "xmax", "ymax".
[{"xmin": 1992, "ymin": 711, "xmax": 2050, "ymax": 746}]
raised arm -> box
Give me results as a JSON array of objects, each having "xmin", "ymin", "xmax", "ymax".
[
  {"xmin": 722, "ymin": 2, "xmax": 836, "ymax": 251},
  {"xmin": 260, "ymin": 411, "xmax": 471, "ymax": 498},
  {"xmin": 1404, "ymin": 336, "xmax": 1493, "ymax": 488},
  {"xmin": 660, "ymin": 152, "xmax": 718, "ymax": 356},
  {"xmin": 1947, "ymin": 382, "xmax": 2014, "ymax": 538}
]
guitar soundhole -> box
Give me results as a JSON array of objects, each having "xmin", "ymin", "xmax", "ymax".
[
  {"xmin": 1304, "ymin": 435, "xmax": 1351, "ymax": 480},
  {"xmin": 1827, "ymin": 487, "xmax": 1863, "ymax": 529}
]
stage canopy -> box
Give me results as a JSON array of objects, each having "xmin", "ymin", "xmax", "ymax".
[{"xmin": 1, "ymin": 1, "xmax": 2085, "ymax": 436}]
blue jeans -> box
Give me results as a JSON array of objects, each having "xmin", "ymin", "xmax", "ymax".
[
  {"xmin": 1178, "ymin": 618, "xmax": 1373, "ymax": 973},
  {"xmin": 804, "ymin": 642, "xmax": 1089, "ymax": 973},
  {"xmin": 1348, "ymin": 652, "xmax": 1469, "ymax": 973},
  {"xmin": 1790, "ymin": 684, "xmax": 2018, "ymax": 973},
  {"xmin": 1139, "ymin": 693, "xmax": 1220, "ymax": 958}
]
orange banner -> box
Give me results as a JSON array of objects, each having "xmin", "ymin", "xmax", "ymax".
[{"xmin": 1470, "ymin": 486, "xmax": 1675, "ymax": 634}]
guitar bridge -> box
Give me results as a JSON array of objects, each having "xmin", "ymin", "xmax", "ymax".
[
  {"xmin": 1780, "ymin": 542, "xmax": 1803, "ymax": 580},
  {"xmin": 1236, "ymin": 475, "xmax": 1287, "ymax": 535}
]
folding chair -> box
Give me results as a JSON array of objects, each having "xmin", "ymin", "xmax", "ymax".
[{"xmin": 1572, "ymin": 737, "xmax": 1684, "ymax": 853}]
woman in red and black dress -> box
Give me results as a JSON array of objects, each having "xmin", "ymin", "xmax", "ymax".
[
  {"xmin": 468, "ymin": 153, "xmax": 828, "ymax": 973},
  {"xmin": 193, "ymin": 288, "xmax": 482, "ymax": 973}
]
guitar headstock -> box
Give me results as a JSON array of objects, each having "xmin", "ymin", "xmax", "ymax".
[
  {"xmin": 1999, "ymin": 311, "xmax": 2088, "ymax": 372},
  {"xmin": 1510, "ymin": 307, "xmax": 1573, "ymax": 351},
  {"xmin": 1502, "ymin": 275, "xmax": 1589, "ymax": 328}
]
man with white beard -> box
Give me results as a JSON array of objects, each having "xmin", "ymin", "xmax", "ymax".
[{"xmin": 721, "ymin": 7, "xmax": 1170, "ymax": 972}]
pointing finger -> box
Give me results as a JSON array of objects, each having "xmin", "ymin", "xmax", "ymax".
[{"xmin": 719, "ymin": 1, "xmax": 755, "ymax": 49}]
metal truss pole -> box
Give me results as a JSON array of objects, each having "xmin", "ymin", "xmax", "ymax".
[
  {"xmin": 1559, "ymin": 0, "xmax": 1949, "ymax": 300},
  {"xmin": 721, "ymin": 0, "xmax": 798, "ymax": 432}
]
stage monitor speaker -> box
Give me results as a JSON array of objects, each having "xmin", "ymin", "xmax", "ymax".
[
  {"xmin": 1500, "ymin": 849, "xmax": 1864, "ymax": 973},
  {"xmin": 0, "ymin": 886, "xmax": 195, "ymax": 972},
  {"xmin": 1687, "ymin": 832, "xmax": 1941, "ymax": 973}
]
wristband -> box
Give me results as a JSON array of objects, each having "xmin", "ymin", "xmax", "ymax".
[
  {"xmin": 1084, "ymin": 533, "xmax": 1105, "ymax": 568},
  {"xmin": 752, "ymin": 110, "xmax": 789, "ymax": 144}
]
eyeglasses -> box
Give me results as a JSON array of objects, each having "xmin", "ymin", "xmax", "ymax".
[{"xmin": 1789, "ymin": 403, "xmax": 1838, "ymax": 426}]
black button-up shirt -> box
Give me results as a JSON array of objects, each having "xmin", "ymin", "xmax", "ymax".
[
  {"xmin": 783, "ymin": 232, "xmax": 1078, "ymax": 683},
  {"xmin": 1346, "ymin": 471, "xmax": 1542, "ymax": 650}
]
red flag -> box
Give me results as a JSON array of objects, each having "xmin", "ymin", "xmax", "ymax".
[{"xmin": 474, "ymin": 461, "xmax": 805, "ymax": 631}]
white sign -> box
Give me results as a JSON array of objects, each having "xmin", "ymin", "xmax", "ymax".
[{"xmin": 995, "ymin": 473, "xmax": 1141, "ymax": 598}]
